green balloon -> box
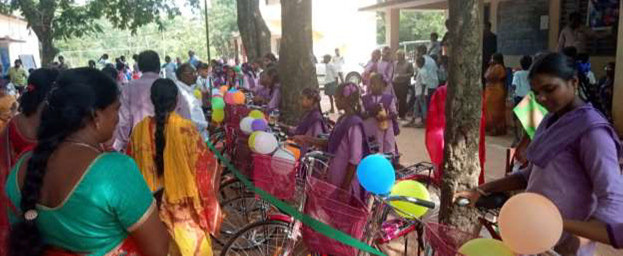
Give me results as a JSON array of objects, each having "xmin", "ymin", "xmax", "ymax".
[
  {"xmin": 458, "ymin": 238, "xmax": 516, "ymax": 256},
  {"xmin": 212, "ymin": 97, "xmax": 225, "ymax": 109}
]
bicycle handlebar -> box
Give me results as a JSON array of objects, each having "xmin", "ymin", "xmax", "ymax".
[{"xmin": 385, "ymin": 195, "xmax": 436, "ymax": 209}]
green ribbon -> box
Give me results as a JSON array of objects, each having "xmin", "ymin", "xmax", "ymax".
[{"xmin": 205, "ymin": 141, "xmax": 386, "ymax": 256}]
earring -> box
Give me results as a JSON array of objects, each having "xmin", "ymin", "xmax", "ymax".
[{"xmin": 95, "ymin": 122, "xmax": 101, "ymax": 130}]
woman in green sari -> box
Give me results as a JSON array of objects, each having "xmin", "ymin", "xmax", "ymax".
[{"xmin": 5, "ymin": 68, "xmax": 170, "ymax": 256}]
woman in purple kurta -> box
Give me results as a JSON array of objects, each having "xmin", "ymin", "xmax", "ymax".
[
  {"xmin": 363, "ymin": 48, "xmax": 396, "ymax": 97},
  {"xmin": 362, "ymin": 73, "xmax": 398, "ymax": 155},
  {"xmin": 285, "ymin": 88, "xmax": 327, "ymax": 138},
  {"xmin": 456, "ymin": 53, "xmax": 623, "ymax": 255},
  {"xmin": 253, "ymin": 67, "xmax": 281, "ymax": 112},
  {"xmin": 293, "ymin": 83, "xmax": 368, "ymax": 201}
]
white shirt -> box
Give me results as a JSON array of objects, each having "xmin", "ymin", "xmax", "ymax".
[
  {"xmin": 422, "ymin": 55, "xmax": 439, "ymax": 89},
  {"xmin": 428, "ymin": 41, "xmax": 442, "ymax": 57},
  {"xmin": 333, "ymin": 55, "xmax": 345, "ymax": 72},
  {"xmin": 176, "ymin": 80, "xmax": 208, "ymax": 140},
  {"xmin": 512, "ymin": 70, "xmax": 530, "ymax": 98},
  {"xmin": 163, "ymin": 62, "xmax": 177, "ymax": 80},
  {"xmin": 415, "ymin": 67, "xmax": 435, "ymax": 95},
  {"xmin": 324, "ymin": 63, "xmax": 338, "ymax": 84}
]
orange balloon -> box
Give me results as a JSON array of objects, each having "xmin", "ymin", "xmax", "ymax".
[
  {"xmin": 219, "ymin": 86, "xmax": 228, "ymax": 95},
  {"xmin": 285, "ymin": 140, "xmax": 301, "ymax": 160},
  {"xmin": 498, "ymin": 192, "xmax": 563, "ymax": 255},
  {"xmin": 233, "ymin": 91, "xmax": 245, "ymax": 105}
]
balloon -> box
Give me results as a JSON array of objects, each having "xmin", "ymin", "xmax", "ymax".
[
  {"xmin": 389, "ymin": 180, "xmax": 430, "ymax": 218},
  {"xmin": 193, "ymin": 89, "xmax": 203, "ymax": 100},
  {"xmin": 212, "ymin": 109, "xmax": 225, "ymax": 123},
  {"xmin": 249, "ymin": 110, "xmax": 265, "ymax": 120},
  {"xmin": 248, "ymin": 131, "xmax": 261, "ymax": 150},
  {"xmin": 499, "ymin": 193, "xmax": 563, "ymax": 255},
  {"xmin": 459, "ymin": 238, "xmax": 515, "ymax": 256},
  {"xmin": 253, "ymin": 132, "xmax": 278, "ymax": 155},
  {"xmin": 233, "ymin": 91, "xmax": 245, "ymax": 105},
  {"xmin": 224, "ymin": 92, "xmax": 235, "ymax": 104},
  {"xmin": 211, "ymin": 97, "xmax": 225, "ymax": 110},
  {"xmin": 239, "ymin": 117, "xmax": 255, "ymax": 134},
  {"xmin": 272, "ymin": 147, "xmax": 296, "ymax": 175},
  {"xmin": 229, "ymin": 87, "xmax": 237, "ymax": 92},
  {"xmin": 212, "ymin": 88, "xmax": 221, "ymax": 96},
  {"xmin": 251, "ymin": 118, "xmax": 268, "ymax": 132},
  {"xmin": 219, "ymin": 86, "xmax": 228, "ymax": 95},
  {"xmin": 356, "ymin": 154, "xmax": 395, "ymax": 195},
  {"xmin": 285, "ymin": 141, "xmax": 301, "ymax": 160}
]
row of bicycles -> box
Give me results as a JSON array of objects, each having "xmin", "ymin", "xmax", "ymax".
[{"xmin": 206, "ymin": 102, "xmax": 510, "ymax": 256}]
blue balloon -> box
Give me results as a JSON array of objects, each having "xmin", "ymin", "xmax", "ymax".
[{"xmin": 357, "ymin": 154, "xmax": 395, "ymax": 195}]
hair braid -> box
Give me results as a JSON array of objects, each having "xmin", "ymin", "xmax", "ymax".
[{"xmin": 151, "ymin": 79, "xmax": 178, "ymax": 176}]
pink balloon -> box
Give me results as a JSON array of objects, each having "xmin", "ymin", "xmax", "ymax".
[{"xmin": 498, "ymin": 192, "xmax": 563, "ymax": 254}]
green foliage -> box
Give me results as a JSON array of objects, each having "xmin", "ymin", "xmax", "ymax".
[
  {"xmin": 56, "ymin": 0, "xmax": 239, "ymax": 67},
  {"xmin": 376, "ymin": 10, "xmax": 446, "ymax": 45}
]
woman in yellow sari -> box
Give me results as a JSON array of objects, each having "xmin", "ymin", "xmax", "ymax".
[
  {"xmin": 127, "ymin": 78, "xmax": 222, "ymax": 256},
  {"xmin": 484, "ymin": 53, "xmax": 508, "ymax": 136}
]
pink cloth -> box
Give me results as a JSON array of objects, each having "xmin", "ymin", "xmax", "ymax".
[
  {"xmin": 327, "ymin": 124, "xmax": 365, "ymax": 201},
  {"xmin": 361, "ymin": 95, "xmax": 397, "ymax": 154},
  {"xmin": 113, "ymin": 72, "xmax": 191, "ymax": 151},
  {"xmin": 424, "ymin": 85, "xmax": 486, "ymax": 185}
]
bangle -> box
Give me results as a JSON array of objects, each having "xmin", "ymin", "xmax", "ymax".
[{"xmin": 475, "ymin": 187, "xmax": 490, "ymax": 197}]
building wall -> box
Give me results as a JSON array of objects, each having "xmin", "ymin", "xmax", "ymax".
[
  {"xmin": 259, "ymin": 0, "xmax": 377, "ymax": 65},
  {"xmin": 0, "ymin": 15, "xmax": 40, "ymax": 69}
]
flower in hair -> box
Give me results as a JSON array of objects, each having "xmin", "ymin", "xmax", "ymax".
[
  {"xmin": 342, "ymin": 83, "xmax": 358, "ymax": 97},
  {"xmin": 26, "ymin": 84, "xmax": 35, "ymax": 92},
  {"xmin": 24, "ymin": 209, "xmax": 38, "ymax": 221}
]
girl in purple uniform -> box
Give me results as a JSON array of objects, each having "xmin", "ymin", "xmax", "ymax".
[{"xmin": 362, "ymin": 73, "xmax": 399, "ymax": 155}]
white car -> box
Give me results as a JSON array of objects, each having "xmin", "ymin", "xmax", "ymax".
[{"xmin": 315, "ymin": 60, "xmax": 364, "ymax": 87}]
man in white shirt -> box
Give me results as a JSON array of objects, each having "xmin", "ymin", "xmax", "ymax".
[
  {"xmin": 162, "ymin": 55, "xmax": 177, "ymax": 80},
  {"xmin": 417, "ymin": 45, "xmax": 439, "ymax": 105},
  {"xmin": 333, "ymin": 48, "xmax": 345, "ymax": 83},
  {"xmin": 324, "ymin": 54, "xmax": 339, "ymax": 113},
  {"xmin": 176, "ymin": 63, "xmax": 209, "ymax": 140},
  {"xmin": 405, "ymin": 56, "xmax": 431, "ymax": 128},
  {"xmin": 428, "ymin": 33, "xmax": 442, "ymax": 57}
]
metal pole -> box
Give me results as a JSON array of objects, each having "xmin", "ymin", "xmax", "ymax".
[{"xmin": 204, "ymin": 0, "xmax": 211, "ymax": 61}]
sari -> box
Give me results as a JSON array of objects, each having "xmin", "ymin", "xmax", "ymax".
[
  {"xmin": 127, "ymin": 113, "xmax": 222, "ymax": 256},
  {"xmin": 6, "ymin": 153, "xmax": 155, "ymax": 256},
  {"xmin": 484, "ymin": 64, "xmax": 507, "ymax": 135}
]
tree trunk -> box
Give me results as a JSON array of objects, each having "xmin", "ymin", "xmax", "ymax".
[
  {"xmin": 236, "ymin": 0, "xmax": 271, "ymax": 61},
  {"xmin": 38, "ymin": 32, "xmax": 58, "ymax": 67},
  {"xmin": 278, "ymin": 0, "xmax": 318, "ymax": 124},
  {"xmin": 439, "ymin": 0, "xmax": 483, "ymax": 231}
]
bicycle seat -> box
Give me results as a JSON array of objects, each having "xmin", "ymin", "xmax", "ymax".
[{"xmin": 475, "ymin": 192, "xmax": 509, "ymax": 210}]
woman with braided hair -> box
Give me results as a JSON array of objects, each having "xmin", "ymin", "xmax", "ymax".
[
  {"xmin": 5, "ymin": 67, "xmax": 169, "ymax": 256},
  {"xmin": 127, "ymin": 78, "xmax": 221, "ymax": 256}
]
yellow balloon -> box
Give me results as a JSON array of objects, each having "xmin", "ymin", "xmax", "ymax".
[
  {"xmin": 248, "ymin": 131, "xmax": 261, "ymax": 151},
  {"xmin": 458, "ymin": 238, "xmax": 516, "ymax": 256},
  {"xmin": 389, "ymin": 180, "xmax": 430, "ymax": 219},
  {"xmin": 194, "ymin": 89, "xmax": 203, "ymax": 101},
  {"xmin": 212, "ymin": 109, "xmax": 225, "ymax": 123},
  {"xmin": 248, "ymin": 110, "xmax": 265, "ymax": 120}
]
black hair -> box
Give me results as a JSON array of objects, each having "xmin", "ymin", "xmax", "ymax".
[
  {"xmin": 569, "ymin": 12, "xmax": 581, "ymax": 21},
  {"xmin": 336, "ymin": 82, "xmax": 362, "ymax": 115},
  {"xmin": 58, "ymin": 56, "xmax": 64, "ymax": 60},
  {"xmin": 19, "ymin": 68, "xmax": 59, "ymax": 117},
  {"xmin": 261, "ymin": 67, "xmax": 280, "ymax": 85},
  {"xmin": 431, "ymin": 32, "xmax": 439, "ymax": 39},
  {"xmin": 175, "ymin": 63, "xmax": 195, "ymax": 81},
  {"xmin": 197, "ymin": 62, "xmax": 210, "ymax": 70},
  {"xmin": 10, "ymin": 67, "xmax": 119, "ymax": 256},
  {"xmin": 132, "ymin": 54, "xmax": 139, "ymax": 61},
  {"xmin": 577, "ymin": 53, "xmax": 590, "ymax": 63},
  {"xmin": 138, "ymin": 50, "xmax": 161, "ymax": 73},
  {"xmin": 101, "ymin": 65, "xmax": 118, "ymax": 81},
  {"xmin": 151, "ymin": 78, "xmax": 178, "ymax": 176},
  {"xmin": 485, "ymin": 21, "xmax": 492, "ymax": 28},
  {"xmin": 416, "ymin": 56, "xmax": 426, "ymax": 67},
  {"xmin": 528, "ymin": 53, "xmax": 576, "ymax": 81},
  {"xmin": 417, "ymin": 45, "xmax": 428, "ymax": 55},
  {"xmin": 302, "ymin": 87, "xmax": 322, "ymax": 112},
  {"xmin": 165, "ymin": 55, "xmax": 171, "ymax": 62},
  {"xmin": 492, "ymin": 53, "xmax": 505, "ymax": 66},
  {"xmin": 562, "ymin": 46, "xmax": 578, "ymax": 60},
  {"xmin": 14, "ymin": 59, "xmax": 21, "ymax": 65},
  {"xmin": 101, "ymin": 54, "xmax": 109, "ymax": 59},
  {"xmin": 264, "ymin": 53, "xmax": 277, "ymax": 62},
  {"xmin": 520, "ymin": 55, "xmax": 533, "ymax": 70}
]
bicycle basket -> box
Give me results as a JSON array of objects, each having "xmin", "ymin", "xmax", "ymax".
[
  {"xmin": 252, "ymin": 154, "xmax": 298, "ymax": 200},
  {"xmin": 302, "ymin": 176, "xmax": 369, "ymax": 256},
  {"xmin": 225, "ymin": 104, "xmax": 251, "ymax": 128},
  {"xmin": 424, "ymin": 222, "xmax": 479, "ymax": 256},
  {"xmin": 233, "ymin": 134, "xmax": 253, "ymax": 177}
]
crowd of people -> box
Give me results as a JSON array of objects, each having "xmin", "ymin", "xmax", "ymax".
[{"xmin": 0, "ymin": 10, "xmax": 618, "ymax": 256}]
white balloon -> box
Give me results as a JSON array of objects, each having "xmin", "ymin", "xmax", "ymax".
[
  {"xmin": 253, "ymin": 132, "xmax": 278, "ymax": 155},
  {"xmin": 271, "ymin": 147, "xmax": 296, "ymax": 175},
  {"xmin": 239, "ymin": 117, "xmax": 255, "ymax": 134}
]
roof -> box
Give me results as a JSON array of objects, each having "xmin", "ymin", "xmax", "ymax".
[{"xmin": 358, "ymin": 0, "xmax": 448, "ymax": 11}]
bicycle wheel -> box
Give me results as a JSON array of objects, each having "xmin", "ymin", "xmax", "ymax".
[
  {"xmin": 220, "ymin": 220, "xmax": 300, "ymax": 256},
  {"xmin": 214, "ymin": 194, "xmax": 273, "ymax": 246}
]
